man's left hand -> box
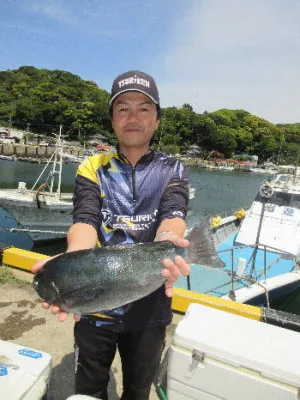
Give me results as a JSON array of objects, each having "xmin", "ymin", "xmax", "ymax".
[{"xmin": 155, "ymin": 232, "xmax": 190, "ymax": 297}]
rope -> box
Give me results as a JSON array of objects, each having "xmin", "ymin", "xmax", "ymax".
[{"xmin": 0, "ymin": 227, "xmax": 67, "ymax": 235}]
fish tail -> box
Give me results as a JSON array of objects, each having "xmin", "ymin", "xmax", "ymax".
[{"xmin": 185, "ymin": 220, "xmax": 225, "ymax": 268}]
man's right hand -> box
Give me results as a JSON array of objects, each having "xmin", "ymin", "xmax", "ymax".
[
  {"xmin": 31, "ymin": 222, "xmax": 98, "ymax": 322},
  {"xmin": 31, "ymin": 256, "xmax": 80, "ymax": 323}
]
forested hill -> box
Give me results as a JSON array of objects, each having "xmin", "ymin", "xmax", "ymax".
[{"xmin": 0, "ymin": 66, "xmax": 299, "ymax": 163}]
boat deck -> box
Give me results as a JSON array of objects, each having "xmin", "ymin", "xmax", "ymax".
[
  {"xmin": 219, "ymin": 232, "xmax": 295, "ymax": 278},
  {"xmin": 175, "ymin": 264, "xmax": 249, "ymax": 297},
  {"xmin": 175, "ymin": 232, "xmax": 296, "ymax": 298}
]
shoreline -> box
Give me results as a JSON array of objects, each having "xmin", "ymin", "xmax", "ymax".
[{"xmin": 0, "ymin": 153, "xmax": 289, "ymax": 174}]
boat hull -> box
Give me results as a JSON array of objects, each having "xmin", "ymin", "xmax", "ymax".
[
  {"xmin": 222, "ymin": 272, "xmax": 300, "ymax": 307},
  {"xmin": 0, "ymin": 195, "xmax": 72, "ymax": 242}
]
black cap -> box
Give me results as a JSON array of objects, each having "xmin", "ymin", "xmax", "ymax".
[{"xmin": 109, "ymin": 70, "xmax": 160, "ymax": 106}]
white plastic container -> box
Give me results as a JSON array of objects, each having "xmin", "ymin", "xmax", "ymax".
[
  {"xmin": 18, "ymin": 181, "xmax": 27, "ymax": 191},
  {"xmin": 168, "ymin": 303, "xmax": 300, "ymax": 399},
  {"xmin": 0, "ymin": 340, "xmax": 52, "ymax": 400}
]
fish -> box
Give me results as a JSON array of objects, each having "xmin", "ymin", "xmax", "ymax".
[{"xmin": 33, "ymin": 220, "xmax": 224, "ymax": 315}]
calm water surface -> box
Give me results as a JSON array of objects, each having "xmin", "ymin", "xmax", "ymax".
[
  {"xmin": 0, "ymin": 159, "xmax": 78, "ymax": 192},
  {"xmin": 187, "ymin": 166, "xmax": 266, "ymax": 225},
  {"xmin": 0, "ymin": 159, "xmax": 269, "ymax": 254}
]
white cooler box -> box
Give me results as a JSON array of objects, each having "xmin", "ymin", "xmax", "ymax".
[
  {"xmin": 168, "ymin": 303, "xmax": 300, "ymax": 400},
  {"xmin": 0, "ymin": 340, "xmax": 52, "ymax": 400}
]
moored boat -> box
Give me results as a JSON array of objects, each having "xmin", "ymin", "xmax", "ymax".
[
  {"xmin": 0, "ymin": 129, "xmax": 73, "ymax": 242},
  {"xmin": 175, "ymin": 170, "xmax": 300, "ymax": 312}
]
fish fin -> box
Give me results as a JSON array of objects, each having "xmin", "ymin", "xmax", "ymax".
[{"xmin": 185, "ymin": 220, "xmax": 225, "ymax": 268}]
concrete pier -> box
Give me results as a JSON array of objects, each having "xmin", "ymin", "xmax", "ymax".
[{"xmin": 0, "ymin": 273, "xmax": 182, "ymax": 400}]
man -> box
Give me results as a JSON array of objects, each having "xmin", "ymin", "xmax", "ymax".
[{"xmin": 32, "ymin": 70, "xmax": 190, "ymax": 399}]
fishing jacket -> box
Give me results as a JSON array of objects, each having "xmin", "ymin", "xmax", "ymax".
[{"xmin": 72, "ymin": 147, "xmax": 189, "ymax": 332}]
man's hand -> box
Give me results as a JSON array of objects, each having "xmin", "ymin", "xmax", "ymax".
[
  {"xmin": 31, "ymin": 256, "xmax": 80, "ymax": 323},
  {"xmin": 155, "ymin": 231, "xmax": 190, "ymax": 297}
]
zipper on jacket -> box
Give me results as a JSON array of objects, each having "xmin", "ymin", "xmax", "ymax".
[
  {"xmin": 132, "ymin": 166, "xmax": 136, "ymax": 202},
  {"xmin": 119, "ymin": 153, "xmax": 137, "ymax": 202},
  {"xmin": 119, "ymin": 151, "xmax": 152, "ymax": 203},
  {"xmin": 131, "ymin": 154, "xmax": 149, "ymax": 202}
]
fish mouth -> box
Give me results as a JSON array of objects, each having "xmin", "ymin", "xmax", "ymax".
[{"xmin": 33, "ymin": 274, "xmax": 61, "ymax": 304}]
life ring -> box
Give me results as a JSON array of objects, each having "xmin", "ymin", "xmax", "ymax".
[
  {"xmin": 234, "ymin": 209, "xmax": 246, "ymax": 220},
  {"xmin": 210, "ymin": 215, "xmax": 222, "ymax": 228},
  {"xmin": 260, "ymin": 182, "xmax": 274, "ymax": 199}
]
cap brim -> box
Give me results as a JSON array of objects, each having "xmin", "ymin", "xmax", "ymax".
[{"xmin": 109, "ymin": 89, "xmax": 159, "ymax": 106}]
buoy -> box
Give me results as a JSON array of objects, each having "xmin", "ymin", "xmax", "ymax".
[
  {"xmin": 234, "ymin": 209, "xmax": 246, "ymax": 219},
  {"xmin": 210, "ymin": 215, "xmax": 222, "ymax": 227}
]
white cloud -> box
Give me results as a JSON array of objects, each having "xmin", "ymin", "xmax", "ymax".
[
  {"xmin": 158, "ymin": 0, "xmax": 300, "ymax": 123},
  {"xmin": 28, "ymin": 1, "xmax": 77, "ymax": 26},
  {"xmin": 23, "ymin": 0, "xmax": 161, "ymax": 39}
]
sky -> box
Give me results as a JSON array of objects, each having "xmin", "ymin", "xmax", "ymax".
[{"xmin": 1, "ymin": 0, "xmax": 300, "ymax": 124}]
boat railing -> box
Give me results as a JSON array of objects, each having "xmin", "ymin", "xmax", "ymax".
[{"xmin": 214, "ymin": 242, "xmax": 299, "ymax": 300}]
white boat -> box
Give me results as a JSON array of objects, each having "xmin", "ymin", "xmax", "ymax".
[
  {"xmin": 0, "ymin": 155, "xmax": 16, "ymax": 161},
  {"xmin": 175, "ymin": 169, "xmax": 300, "ymax": 312},
  {"xmin": 0, "ymin": 129, "xmax": 73, "ymax": 242},
  {"xmin": 63, "ymin": 153, "xmax": 84, "ymax": 163},
  {"xmin": 250, "ymin": 167, "xmax": 278, "ymax": 174}
]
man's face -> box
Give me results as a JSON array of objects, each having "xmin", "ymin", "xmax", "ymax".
[{"xmin": 111, "ymin": 92, "xmax": 159, "ymax": 149}]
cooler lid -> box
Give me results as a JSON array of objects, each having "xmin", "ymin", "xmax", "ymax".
[
  {"xmin": 0, "ymin": 340, "xmax": 52, "ymax": 399},
  {"xmin": 173, "ymin": 303, "xmax": 300, "ymax": 386}
]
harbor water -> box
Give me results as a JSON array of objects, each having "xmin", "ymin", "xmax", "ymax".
[
  {"xmin": 2, "ymin": 159, "xmax": 300, "ymax": 314},
  {"xmin": 0, "ymin": 159, "xmax": 269, "ymax": 254}
]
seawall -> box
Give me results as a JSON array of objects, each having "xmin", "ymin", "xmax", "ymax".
[{"xmin": 0, "ymin": 143, "xmax": 85, "ymax": 159}]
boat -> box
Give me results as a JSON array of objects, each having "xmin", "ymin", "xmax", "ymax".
[
  {"xmin": 0, "ymin": 207, "xmax": 34, "ymax": 250},
  {"xmin": 63, "ymin": 152, "xmax": 84, "ymax": 163},
  {"xmin": 0, "ymin": 155, "xmax": 16, "ymax": 161},
  {"xmin": 175, "ymin": 169, "xmax": 300, "ymax": 312},
  {"xmin": 0, "ymin": 128, "xmax": 73, "ymax": 242}
]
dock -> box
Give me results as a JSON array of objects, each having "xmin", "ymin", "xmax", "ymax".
[{"xmin": 1, "ymin": 246, "xmax": 298, "ymax": 399}]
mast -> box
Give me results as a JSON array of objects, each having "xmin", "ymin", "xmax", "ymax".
[
  {"xmin": 49, "ymin": 125, "xmax": 63, "ymax": 197},
  {"xmin": 57, "ymin": 125, "xmax": 63, "ymax": 197}
]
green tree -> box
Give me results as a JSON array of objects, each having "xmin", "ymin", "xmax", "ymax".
[{"xmin": 211, "ymin": 125, "xmax": 237, "ymax": 157}]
